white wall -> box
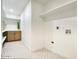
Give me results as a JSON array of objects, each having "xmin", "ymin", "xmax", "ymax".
[
  {"xmin": 1, "ymin": 20, "xmax": 6, "ymax": 31},
  {"xmin": 21, "ymin": 1, "xmax": 31, "ymax": 49},
  {"xmin": 5, "ymin": 24, "xmax": 17, "ymax": 30},
  {"xmin": 31, "ymin": 1, "xmax": 45, "ymax": 51},
  {"xmin": 43, "ymin": 21, "xmax": 54, "ymax": 50},
  {"xmin": 21, "ymin": 1, "xmax": 77, "ymax": 59},
  {"xmin": 42, "ymin": 0, "xmax": 77, "ymax": 59},
  {"xmin": 21, "ymin": 0, "xmax": 45, "ymax": 51},
  {"xmin": 44, "ymin": 17, "xmax": 77, "ymax": 59},
  {"xmin": 1, "ymin": 16, "xmax": 21, "ymax": 31}
]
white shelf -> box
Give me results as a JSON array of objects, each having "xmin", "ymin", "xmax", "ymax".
[
  {"xmin": 40, "ymin": 0, "xmax": 77, "ymax": 18},
  {"xmin": 2, "ymin": 17, "xmax": 20, "ymax": 25},
  {"xmin": 2, "ymin": 17, "xmax": 20, "ymax": 21}
]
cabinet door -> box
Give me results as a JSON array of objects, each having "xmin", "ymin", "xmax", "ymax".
[
  {"xmin": 7, "ymin": 32, "xmax": 15, "ymax": 41},
  {"xmin": 14, "ymin": 31, "xmax": 21, "ymax": 41}
]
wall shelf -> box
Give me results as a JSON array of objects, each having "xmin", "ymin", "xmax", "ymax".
[
  {"xmin": 40, "ymin": 0, "xmax": 77, "ymax": 20},
  {"xmin": 2, "ymin": 17, "xmax": 20, "ymax": 24}
]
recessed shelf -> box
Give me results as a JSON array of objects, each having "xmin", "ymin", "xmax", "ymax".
[{"xmin": 40, "ymin": 0, "xmax": 77, "ymax": 19}]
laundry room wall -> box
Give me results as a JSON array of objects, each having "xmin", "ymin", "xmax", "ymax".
[
  {"xmin": 31, "ymin": 0, "xmax": 45, "ymax": 51},
  {"xmin": 44, "ymin": 17, "xmax": 77, "ymax": 59},
  {"xmin": 21, "ymin": 1, "xmax": 31, "ymax": 49}
]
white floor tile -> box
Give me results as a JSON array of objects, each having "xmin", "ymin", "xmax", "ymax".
[{"xmin": 1, "ymin": 41, "xmax": 65, "ymax": 59}]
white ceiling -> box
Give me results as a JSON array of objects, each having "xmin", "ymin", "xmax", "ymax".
[{"xmin": 2, "ymin": 0, "xmax": 29, "ymax": 19}]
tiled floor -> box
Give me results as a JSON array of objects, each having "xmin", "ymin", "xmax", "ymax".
[
  {"xmin": 32, "ymin": 48, "xmax": 65, "ymax": 59},
  {"xmin": 1, "ymin": 41, "xmax": 65, "ymax": 59}
]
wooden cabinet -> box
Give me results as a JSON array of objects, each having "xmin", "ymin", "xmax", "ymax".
[{"xmin": 3, "ymin": 31, "xmax": 21, "ymax": 42}]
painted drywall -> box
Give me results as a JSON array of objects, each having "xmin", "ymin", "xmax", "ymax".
[
  {"xmin": 44, "ymin": 17, "xmax": 77, "ymax": 59},
  {"xmin": 31, "ymin": 2, "xmax": 77, "ymax": 58},
  {"xmin": 43, "ymin": 21, "xmax": 54, "ymax": 50},
  {"xmin": 41, "ymin": 1, "xmax": 77, "ymax": 59},
  {"xmin": 21, "ymin": 1, "xmax": 31, "ymax": 50},
  {"xmin": 1, "ymin": 19, "xmax": 20, "ymax": 31},
  {"xmin": 1, "ymin": 20, "xmax": 6, "ymax": 31},
  {"xmin": 31, "ymin": 1, "xmax": 45, "ymax": 51},
  {"xmin": 5, "ymin": 24, "xmax": 17, "ymax": 31}
]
